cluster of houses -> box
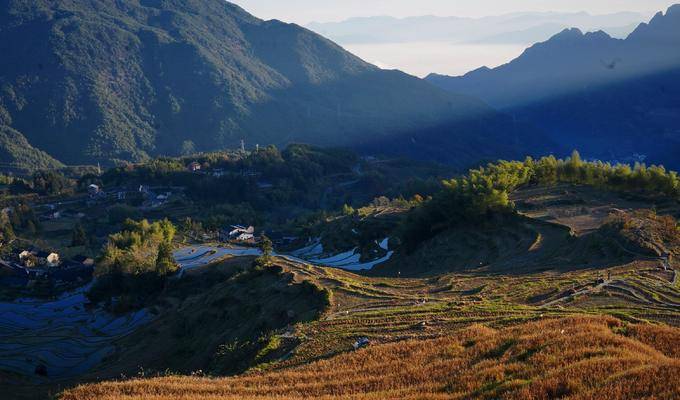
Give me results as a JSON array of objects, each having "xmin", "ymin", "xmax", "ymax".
[
  {"xmin": 138, "ymin": 185, "xmax": 175, "ymax": 208},
  {"xmin": 216, "ymin": 225, "xmax": 299, "ymax": 248},
  {"xmin": 185, "ymin": 161, "xmax": 276, "ymax": 190},
  {"xmin": 18, "ymin": 249, "xmax": 61, "ymax": 268},
  {"xmin": 221, "ymin": 225, "xmax": 256, "ymax": 243},
  {"xmin": 39, "ymin": 205, "xmax": 87, "ymax": 221},
  {"xmin": 87, "ymin": 184, "xmax": 104, "ymax": 199},
  {"xmin": 0, "ymin": 248, "xmax": 95, "ymax": 287}
]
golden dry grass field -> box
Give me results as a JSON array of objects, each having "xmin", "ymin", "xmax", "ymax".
[
  {"xmin": 57, "ymin": 186, "xmax": 680, "ymax": 399},
  {"xmin": 61, "ymin": 316, "xmax": 680, "ymax": 400}
]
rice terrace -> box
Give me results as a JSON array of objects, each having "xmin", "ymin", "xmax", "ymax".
[
  {"xmin": 58, "ymin": 159, "xmax": 680, "ymax": 399},
  {"xmin": 1, "ymin": 1, "xmax": 680, "ymax": 399}
]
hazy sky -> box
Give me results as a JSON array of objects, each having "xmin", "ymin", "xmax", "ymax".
[
  {"xmin": 230, "ymin": 1, "xmax": 676, "ymax": 77},
  {"xmin": 232, "ymin": 0, "xmax": 675, "ymax": 24}
]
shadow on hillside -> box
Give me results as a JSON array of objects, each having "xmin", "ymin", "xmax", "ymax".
[{"xmin": 367, "ymin": 215, "xmax": 639, "ymax": 278}]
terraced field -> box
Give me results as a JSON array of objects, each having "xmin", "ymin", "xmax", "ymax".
[
  {"xmin": 27, "ymin": 186, "xmax": 680, "ymax": 399},
  {"xmin": 55, "ymin": 246, "xmax": 680, "ymax": 400},
  {"xmin": 0, "ymin": 286, "xmax": 153, "ymax": 389},
  {"xmin": 62, "ymin": 316, "xmax": 680, "ymax": 400},
  {"xmin": 511, "ymin": 184, "xmax": 680, "ymax": 235}
]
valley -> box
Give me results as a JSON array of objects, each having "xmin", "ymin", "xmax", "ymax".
[
  {"xmin": 2, "ymin": 153, "xmax": 678, "ymax": 399},
  {"xmin": 1, "ymin": 1, "xmax": 679, "ymax": 399},
  {"xmin": 59, "ymin": 186, "xmax": 680, "ymax": 399}
]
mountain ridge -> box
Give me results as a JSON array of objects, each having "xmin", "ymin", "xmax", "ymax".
[
  {"xmin": 426, "ymin": 5, "xmax": 680, "ymax": 102},
  {"xmin": 0, "ymin": 0, "xmax": 551, "ymax": 169},
  {"xmin": 426, "ymin": 4, "xmax": 680, "ymax": 166}
]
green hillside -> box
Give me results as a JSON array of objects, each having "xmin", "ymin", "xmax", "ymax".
[
  {"xmin": 0, "ymin": 0, "xmax": 546, "ymax": 167},
  {"xmin": 0, "ymin": 126, "xmax": 64, "ymax": 170}
]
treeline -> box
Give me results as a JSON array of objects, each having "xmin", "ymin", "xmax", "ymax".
[
  {"xmin": 101, "ymin": 144, "xmax": 358, "ymax": 208},
  {"xmin": 0, "ymin": 203, "xmax": 41, "ymax": 246},
  {"xmin": 527, "ymin": 151, "xmax": 680, "ymax": 196},
  {"xmin": 0, "ymin": 170, "xmax": 78, "ymax": 197},
  {"xmin": 88, "ymin": 219, "xmax": 178, "ymax": 311},
  {"xmin": 401, "ymin": 151, "xmax": 680, "ymax": 251}
]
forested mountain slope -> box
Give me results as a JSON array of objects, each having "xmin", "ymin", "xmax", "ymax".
[{"xmin": 0, "ymin": 0, "xmax": 549, "ymax": 168}]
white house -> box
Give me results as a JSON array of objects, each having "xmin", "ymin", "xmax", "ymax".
[
  {"xmin": 236, "ymin": 233, "xmax": 255, "ymax": 242},
  {"xmin": 188, "ymin": 162, "xmax": 202, "ymax": 172},
  {"xmin": 88, "ymin": 184, "xmax": 101, "ymax": 196},
  {"xmin": 229, "ymin": 225, "xmax": 254, "ymax": 238},
  {"xmin": 46, "ymin": 253, "xmax": 60, "ymax": 267},
  {"xmin": 19, "ymin": 250, "xmax": 37, "ymax": 268},
  {"xmin": 35, "ymin": 251, "xmax": 60, "ymax": 267}
]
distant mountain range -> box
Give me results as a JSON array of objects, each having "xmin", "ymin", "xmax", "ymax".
[
  {"xmin": 427, "ymin": 5, "xmax": 680, "ymax": 167},
  {"xmin": 0, "ymin": 0, "xmax": 553, "ymax": 169},
  {"xmin": 307, "ymin": 11, "xmax": 646, "ymax": 45}
]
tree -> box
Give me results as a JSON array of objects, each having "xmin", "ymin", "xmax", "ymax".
[
  {"xmin": 0, "ymin": 223, "xmax": 14, "ymax": 244},
  {"xmin": 26, "ymin": 220, "xmax": 37, "ymax": 236},
  {"xmin": 342, "ymin": 204, "xmax": 355, "ymax": 216},
  {"xmin": 107, "ymin": 205, "xmax": 142, "ymax": 225},
  {"xmin": 32, "ymin": 170, "xmax": 73, "ymax": 195},
  {"xmin": 71, "ymin": 224, "xmax": 88, "ymax": 247},
  {"xmin": 181, "ymin": 140, "xmax": 196, "ymax": 156},
  {"xmin": 156, "ymin": 241, "xmax": 178, "ymax": 276},
  {"xmin": 256, "ymin": 234, "xmax": 273, "ymax": 266},
  {"xmin": 0, "ymin": 211, "xmax": 14, "ymax": 243}
]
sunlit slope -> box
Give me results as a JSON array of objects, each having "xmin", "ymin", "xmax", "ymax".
[{"xmin": 61, "ymin": 316, "xmax": 680, "ymax": 400}]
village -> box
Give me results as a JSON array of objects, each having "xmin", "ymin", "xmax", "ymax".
[
  {"xmin": 0, "ymin": 143, "xmax": 427, "ymax": 302},
  {"xmin": 0, "ymin": 160, "xmax": 299, "ymax": 298}
]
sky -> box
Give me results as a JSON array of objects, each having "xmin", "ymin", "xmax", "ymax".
[
  {"xmin": 232, "ymin": 0, "xmax": 676, "ymax": 24},
  {"xmin": 230, "ymin": 1, "xmax": 677, "ymax": 77}
]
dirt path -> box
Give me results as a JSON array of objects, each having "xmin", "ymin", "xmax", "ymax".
[{"xmin": 540, "ymin": 280, "xmax": 611, "ymax": 308}]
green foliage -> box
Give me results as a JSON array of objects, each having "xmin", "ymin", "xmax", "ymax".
[
  {"xmin": 342, "ymin": 204, "xmax": 355, "ymax": 216},
  {"xmin": 31, "ymin": 170, "xmax": 73, "ymax": 196},
  {"xmin": 156, "ymin": 241, "xmax": 178, "ymax": 276},
  {"xmin": 102, "ymin": 144, "xmax": 360, "ymax": 210},
  {"xmin": 0, "ymin": 174, "xmax": 13, "ymax": 185},
  {"xmin": 90, "ymin": 218, "xmax": 178, "ymax": 308},
  {"xmin": 0, "ymin": 0, "xmax": 473, "ymax": 166},
  {"xmin": 181, "ymin": 140, "xmax": 196, "ymax": 156},
  {"xmin": 25, "ymin": 220, "xmax": 37, "ymax": 236},
  {"xmin": 3, "ymin": 203, "xmax": 41, "ymax": 235},
  {"xmin": 401, "ymin": 152, "xmax": 680, "ymax": 251},
  {"xmin": 0, "ymin": 210, "xmax": 15, "ymax": 244},
  {"xmin": 70, "ymin": 223, "xmax": 88, "ymax": 247},
  {"xmin": 255, "ymin": 235, "xmax": 274, "ymax": 267},
  {"xmin": 107, "ymin": 204, "xmax": 142, "ymax": 225},
  {"xmin": 200, "ymin": 203, "xmax": 260, "ymax": 231},
  {"xmin": 96, "ymin": 218, "xmax": 177, "ymax": 276},
  {"xmin": 0, "ymin": 126, "xmax": 64, "ymax": 171}
]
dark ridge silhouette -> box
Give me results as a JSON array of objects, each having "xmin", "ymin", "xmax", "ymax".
[{"xmin": 427, "ymin": 5, "xmax": 680, "ymax": 166}]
